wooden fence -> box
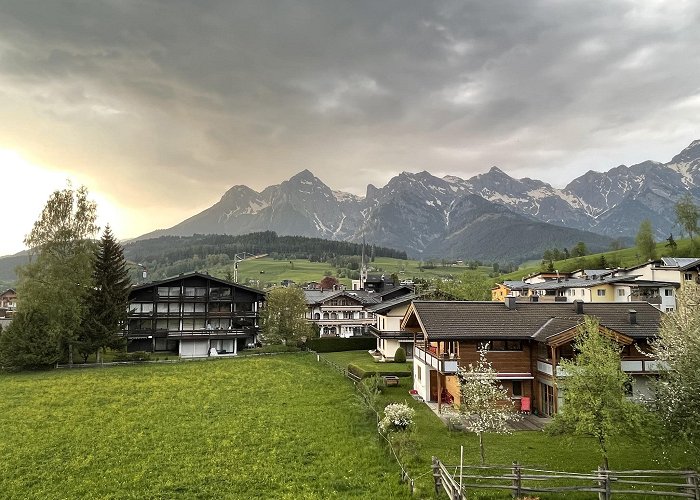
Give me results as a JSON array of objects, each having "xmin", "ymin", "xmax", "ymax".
[{"xmin": 432, "ymin": 458, "xmax": 700, "ymax": 499}]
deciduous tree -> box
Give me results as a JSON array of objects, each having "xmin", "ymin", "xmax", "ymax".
[
  {"xmin": 446, "ymin": 347, "xmax": 518, "ymax": 464},
  {"xmin": 549, "ymin": 317, "xmax": 644, "ymax": 469},
  {"xmin": 635, "ymin": 219, "xmax": 656, "ymax": 261},
  {"xmin": 674, "ymin": 194, "xmax": 699, "ymax": 249},
  {"xmin": 651, "ymin": 283, "xmax": 700, "ymax": 463},
  {"xmin": 260, "ymin": 286, "xmax": 314, "ymax": 345},
  {"xmin": 2, "ymin": 185, "xmax": 99, "ymax": 367}
]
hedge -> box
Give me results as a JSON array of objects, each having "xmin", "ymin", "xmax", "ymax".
[
  {"xmin": 347, "ymin": 363, "xmax": 412, "ymax": 379},
  {"xmin": 304, "ymin": 336, "xmax": 376, "ymax": 353}
]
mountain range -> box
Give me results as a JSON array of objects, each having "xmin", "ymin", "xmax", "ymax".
[{"xmin": 139, "ymin": 140, "xmax": 700, "ymax": 262}]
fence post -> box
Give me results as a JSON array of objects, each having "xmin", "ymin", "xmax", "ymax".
[
  {"xmin": 512, "ymin": 461, "xmax": 521, "ymax": 498},
  {"xmin": 686, "ymin": 472, "xmax": 699, "ymax": 500},
  {"xmin": 597, "ymin": 467, "xmax": 611, "ymax": 500},
  {"xmin": 432, "ymin": 456, "xmax": 442, "ymax": 497},
  {"xmin": 410, "ymin": 478, "xmax": 414, "ymax": 496}
]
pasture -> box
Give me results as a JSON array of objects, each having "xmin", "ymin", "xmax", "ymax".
[{"xmin": 0, "ymin": 355, "xmax": 410, "ymax": 499}]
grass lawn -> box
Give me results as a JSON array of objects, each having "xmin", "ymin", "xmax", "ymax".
[
  {"xmin": 373, "ymin": 385, "xmax": 695, "ymax": 498},
  {"xmin": 321, "ymin": 350, "xmax": 413, "ymax": 376},
  {"xmin": 0, "ymin": 354, "xmax": 410, "ymax": 499}
]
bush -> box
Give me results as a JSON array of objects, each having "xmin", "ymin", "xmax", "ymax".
[
  {"xmin": 378, "ymin": 402, "xmax": 415, "ymax": 434},
  {"xmin": 347, "ymin": 363, "xmax": 412, "ymax": 379},
  {"xmin": 113, "ymin": 351, "xmax": 152, "ymax": 362},
  {"xmin": 394, "ymin": 347, "xmax": 406, "ymax": 363},
  {"xmin": 304, "ymin": 336, "xmax": 376, "ymax": 353}
]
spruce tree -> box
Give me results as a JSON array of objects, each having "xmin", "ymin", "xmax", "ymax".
[{"xmin": 80, "ymin": 226, "xmax": 131, "ymax": 362}]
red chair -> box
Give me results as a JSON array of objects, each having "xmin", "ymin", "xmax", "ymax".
[{"xmin": 520, "ymin": 396, "xmax": 531, "ymax": 414}]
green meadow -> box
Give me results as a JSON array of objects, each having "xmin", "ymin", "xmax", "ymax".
[{"xmin": 2, "ymin": 353, "xmax": 692, "ymax": 499}]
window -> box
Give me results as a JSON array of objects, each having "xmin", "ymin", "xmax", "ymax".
[
  {"xmin": 617, "ymin": 289, "xmax": 625, "ymax": 297},
  {"xmin": 129, "ymin": 303, "xmax": 153, "ymax": 314},
  {"xmin": 479, "ymin": 340, "xmax": 522, "ymax": 351},
  {"xmin": 314, "ymin": 313, "xmax": 320, "ymax": 320},
  {"xmin": 416, "ymin": 365, "xmax": 421, "ymax": 381},
  {"xmin": 685, "ymin": 273, "xmax": 693, "ymax": 281},
  {"xmin": 512, "ymin": 381, "xmax": 522, "ymax": 397},
  {"xmin": 158, "ymin": 286, "xmax": 180, "ymax": 297},
  {"xmin": 597, "ymin": 289, "xmax": 606, "ymax": 297},
  {"xmin": 664, "ymin": 289, "xmax": 674, "ymax": 296},
  {"xmin": 665, "ymin": 307, "xmax": 675, "ymax": 312}
]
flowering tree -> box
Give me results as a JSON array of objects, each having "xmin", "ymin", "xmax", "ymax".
[
  {"xmin": 652, "ymin": 283, "xmax": 700, "ymax": 463},
  {"xmin": 449, "ymin": 346, "xmax": 518, "ymax": 464},
  {"xmin": 378, "ymin": 402, "xmax": 415, "ymax": 434}
]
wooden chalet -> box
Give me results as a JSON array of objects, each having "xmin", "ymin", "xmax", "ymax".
[
  {"xmin": 402, "ymin": 298, "xmax": 662, "ymax": 415},
  {"xmin": 123, "ymin": 272, "xmax": 265, "ymax": 357}
]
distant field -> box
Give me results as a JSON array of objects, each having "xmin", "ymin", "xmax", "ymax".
[
  {"xmin": 0, "ymin": 355, "xmax": 410, "ymax": 499},
  {"xmin": 206, "ymin": 256, "xmax": 490, "ymax": 288}
]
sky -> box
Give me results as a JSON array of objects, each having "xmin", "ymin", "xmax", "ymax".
[{"xmin": 1, "ymin": 0, "xmax": 699, "ymax": 256}]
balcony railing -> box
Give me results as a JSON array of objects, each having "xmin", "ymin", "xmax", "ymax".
[
  {"xmin": 414, "ymin": 345, "xmax": 459, "ymax": 374},
  {"xmin": 538, "ymin": 359, "xmax": 665, "ymax": 376}
]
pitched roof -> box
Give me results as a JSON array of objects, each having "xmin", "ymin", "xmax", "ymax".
[
  {"xmin": 661, "ymin": 257, "xmax": 700, "ymax": 270},
  {"xmin": 303, "ymin": 289, "xmax": 381, "ymax": 305},
  {"xmin": 526, "ymin": 274, "xmax": 639, "ymax": 291},
  {"xmin": 130, "ymin": 271, "xmax": 264, "ymax": 297},
  {"xmin": 407, "ymin": 300, "xmax": 662, "ymax": 341},
  {"xmin": 366, "ymin": 293, "xmax": 419, "ymax": 313}
]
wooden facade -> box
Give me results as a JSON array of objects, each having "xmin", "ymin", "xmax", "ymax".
[{"xmin": 404, "ymin": 300, "xmax": 662, "ymax": 416}]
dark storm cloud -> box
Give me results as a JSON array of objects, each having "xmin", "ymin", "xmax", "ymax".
[{"xmin": 1, "ymin": 0, "xmax": 699, "ymax": 217}]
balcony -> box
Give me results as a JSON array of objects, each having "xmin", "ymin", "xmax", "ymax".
[
  {"xmin": 538, "ymin": 359, "xmax": 665, "ymax": 376},
  {"xmin": 414, "ymin": 345, "xmax": 459, "ymax": 374}
]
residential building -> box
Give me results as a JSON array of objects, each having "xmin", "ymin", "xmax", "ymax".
[
  {"xmin": 123, "ymin": 272, "xmax": 265, "ymax": 358},
  {"xmin": 303, "ymin": 290, "xmax": 379, "ymax": 337},
  {"xmin": 0, "ymin": 288, "xmax": 17, "ymax": 317},
  {"xmin": 403, "ymin": 299, "xmax": 662, "ymax": 416},
  {"xmin": 367, "ymin": 293, "xmax": 421, "ymax": 360}
]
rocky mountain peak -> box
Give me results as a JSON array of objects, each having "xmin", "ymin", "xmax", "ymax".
[{"xmin": 671, "ymin": 139, "xmax": 700, "ymax": 164}]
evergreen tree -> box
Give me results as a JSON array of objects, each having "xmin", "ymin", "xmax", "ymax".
[
  {"xmin": 79, "ymin": 226, "xmax": 131, "ymax": 362},
  {"xmin": 635, "ymin": 219, "xmax": 656, "ymax": 261},
  {"xmin": 0, "ymin": 309, "xmax": 60, "ymax": 369}
]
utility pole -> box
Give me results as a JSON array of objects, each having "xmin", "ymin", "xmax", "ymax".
[{"xmin": 233, "ymin": 252, "xmax": 257, "ymax": 283}]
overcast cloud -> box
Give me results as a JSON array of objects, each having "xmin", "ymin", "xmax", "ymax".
[{"xmin": 1, "ymin": 0, "xmax": 699, "ymax": 253}]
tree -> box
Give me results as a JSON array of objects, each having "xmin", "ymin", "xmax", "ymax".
[
  {"xmin": 0, "ymin": 309, "xmax": 60, "ymax": 369},
  {"xmin": 549, "ymin": 317, "xmax": 644, "ymax": 469},
  {"xmin": 651, "ymin": 283, "xmax": 700, "ymax": 462},
  {"xmin": 319, "ymin": 275, "xmax": 339, "ymax": 290},
  {"xmin": 635, "ymin": 219, "xmax": 656, "ymax": 261},
  {"xmin": 571, "ymin": 241, "xmax": 587, "ymax": 258},
  {"xmin": 260, "ymin": 287, "xmax": 314, "ymax": 345},
  {"xmin": 1, "ymin": 185, "xmax": 98, "ymax": 367},
  {"xmin": 666, "ymin": 233, "xmax": 678, "ymax": 256},
  {"xmin": 446, "ymin": 346, "xmax": 518, "ymax": 464},
  {"xmin": 674, "ymin": 194, "xmax": 699, "ymax": 249},
  {"xmin": 79, "ymin": 226, "xmax": 131, "ymax": 362}
]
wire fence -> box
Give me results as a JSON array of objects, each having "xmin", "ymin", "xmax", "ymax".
[{"xmin": 308, "ymin": 349, "xmax": 419, "ymax": 496}]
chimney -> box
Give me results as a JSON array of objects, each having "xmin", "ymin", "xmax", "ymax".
[
  {"xmin": 628, "ymin": 309, "xmax": 637, "ymax": 325},
  {"xmin": 505, "ymin": 295, "xmax": 517, "ymax": 310},
  {"xmin": 574, "ymin": 300, "xmax": 584, "ymax": 314}
]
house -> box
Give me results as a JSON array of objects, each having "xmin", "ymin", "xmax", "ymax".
[
  {"xmin": 367, "ymin": 293, "xmax": 422, "ymax": 360},
  {"xmin": 123, "ymin": 272, "xmax": 265, "ymax": 358},
  {"xmin": 0, "ymin": 288, "xmax": 17, "ymax": 308},
  {"xmin": 403, "ymin": 298, "xmax": 662, "ymax": 416},
  {"xmin": 303, "ymin": 290, "xmax": 379, "ymax": 337}
]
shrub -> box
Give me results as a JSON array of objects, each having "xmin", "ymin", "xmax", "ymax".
[
  {"xmin": 347, "ymin": 363, "xmax": 412, "ymax": 379},
  {"xmin": 354, "ymin": 375, "xmax": 384, "ymax": 416},
  {"xmin": 304, "ymin": 336, "xmax": 376, "ymax": 353},
  {"xmin": 394, "ymin": 347, "xmax": 406, "ymax": 363},
  {"xmin": 378, "ymin": 402, "xmax": 415, "ymax": 434},
  {"xmin": 112, "ymin": 351, "xmax": 152, "ymax": 362}
]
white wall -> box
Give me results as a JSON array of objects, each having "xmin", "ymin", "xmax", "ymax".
[{"xmin": 413, "ymin": 358, "xmax": 430, "ymax": 401}]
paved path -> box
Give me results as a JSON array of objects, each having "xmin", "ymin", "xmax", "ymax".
[{"xmin": 425, "ymin": 401, "xmax": 551, "ymax": 431}]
